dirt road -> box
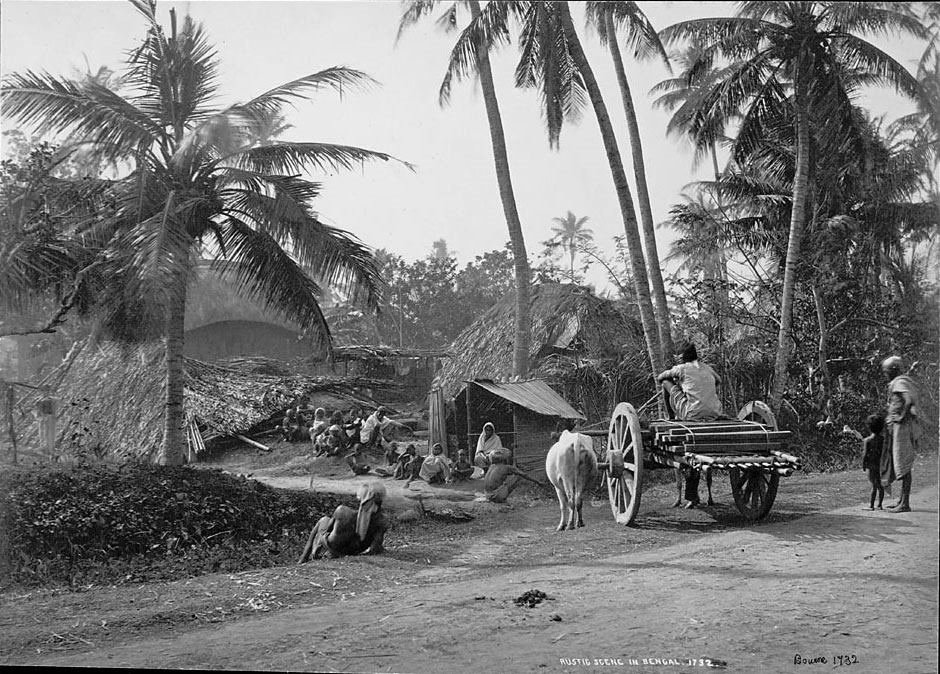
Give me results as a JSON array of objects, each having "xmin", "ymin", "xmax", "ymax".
[{"xmin": 7, "ymin": 465, "xmax": 937, "ymax": 674}]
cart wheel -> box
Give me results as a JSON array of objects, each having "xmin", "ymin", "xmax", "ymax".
[
  {"xmin": 729, "ymin": 467, "xmax": 779, "ymax": 521},
  {"xmin": 736, "ymin": 401, "xmax": 778, "ymax": 430},
  {"xmin": 606, "ymin": 402, "xmax": 643, "ymax": 526}
]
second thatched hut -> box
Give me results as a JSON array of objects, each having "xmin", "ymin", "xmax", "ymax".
[{"xmin": 435, "ymin": 284, "xmax": 650, "ymax": 424}]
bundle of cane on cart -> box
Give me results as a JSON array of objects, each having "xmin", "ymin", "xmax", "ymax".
[{"xmin": 585, "ymin": 399, "xmax": 802, "ymax": 525}]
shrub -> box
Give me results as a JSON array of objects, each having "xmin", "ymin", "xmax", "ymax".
[{"xmin": 0, "ymin": 463, "xmax": 355, "ymax": 587}]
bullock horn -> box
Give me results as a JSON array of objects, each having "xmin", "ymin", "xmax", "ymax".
[{"xmin": 356, "ymin": 482, "xmax": 386, "ymax": 541}]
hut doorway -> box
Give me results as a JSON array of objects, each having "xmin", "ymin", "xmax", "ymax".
[{"xmin": 453, "ymin": 379, "xmax": 585, "ymax": 479}]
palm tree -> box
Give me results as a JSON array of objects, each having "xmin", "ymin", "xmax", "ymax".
[
  {"xmin": 585, "ymin": 1, "xmax": 674, "ymax": 359},
  {"xmin": 661, "ymin": 1, "xmax": 926, "ymax": 411},
  {"xmin": 651, "ymin": 41, "xmax": 738, "ymax": 183},
  {"xmin": 540, "ymin": 1, "xmax": 665, "ymax": 374},
  {"xmin": 398, "ymin": 0, "xmax": 532, "ymax": 378},
  {"xmin": 549, "ymin": 210, "xmax": 593, "ymax": 281},
  {"xmin": 2, "ymin": 0, "xmax": 396, "ymax": 464}
]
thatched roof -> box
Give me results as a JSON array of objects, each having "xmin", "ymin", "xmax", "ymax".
[
  {"xmin": 436, "ymin": 284, "xmax": 650, "ymax": 421},
  {"xmin": 13, "ymin": 339, "xmax": 393, "ymax": 462}
]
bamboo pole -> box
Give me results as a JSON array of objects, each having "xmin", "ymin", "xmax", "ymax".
[
  {"xmin": 236, "ymin": 434, "xmax": 270, "ymax": 451},
  {"xmin": 6, "ymin": 384, "xmax": 17, "ymax": 466},
  {"xmin": 664, "ymin": 430, "xmax": 791, "ymax": 441},
  {"xmin": 680, "ymin": 443, "xmax": 783, "ymax": 454},
  {"xmin": 771, "ymin": 449, "xmax": 802, "ymax": 465}
]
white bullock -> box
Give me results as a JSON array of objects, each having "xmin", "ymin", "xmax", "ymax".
[{"xmin": 545, "ymin": 430, "xmax": 598, "ymax": 531}]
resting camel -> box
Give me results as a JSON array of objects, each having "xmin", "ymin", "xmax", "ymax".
[
  {"xmin": 298, "ymin": 482, "xmax": 389, "ymax": 562},
  {"xmin": 545, "ymin": 429, "xmax": 598, "ymax": 531}
]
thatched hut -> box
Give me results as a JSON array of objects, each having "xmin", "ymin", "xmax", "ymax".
[
  {"xmin": 436, "ymin": 284, "xmax": 649, "ymax": 423},
  {"xmin": 11, "ymin": 340, "xmax": 392, "ymax": 463}
]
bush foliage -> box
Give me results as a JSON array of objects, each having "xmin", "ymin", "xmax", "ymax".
[{"xmin": 0, "ymin": 463, "xmax": 355, "ymax": 587}]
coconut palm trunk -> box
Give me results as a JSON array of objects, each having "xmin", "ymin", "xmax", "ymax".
[
  {"xmin": 159, "ymin": 276, "xmax": 188, "ymax": 465},
  {"xmin": 557, "ymin": 2, "xmax": 662, "ymax": 373},
  {"xmin": 468, "ymin": 0, "xmax": 531, "ymax": 377},
  {"xmin": 603, "ymin": 11, "xmax": 673, "ymax": 361},
  {"xmin": 770, "ymin": 93, "xmax": 810, "ymax": 410}
]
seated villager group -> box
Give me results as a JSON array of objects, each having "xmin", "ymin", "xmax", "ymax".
[{"xmin": 288, "ymin": 401, "xmax": 544, "ymax": 503}]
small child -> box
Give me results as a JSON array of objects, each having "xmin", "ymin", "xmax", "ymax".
[
  {"xmin": 862, "ymin": 413, "xmax": 886, "ymax": 510},
  {"xmin": 393, "ymin": 444, "xmax": 419, "ymax": 480},
  {"xmin": 345, "ymin": 444, "xmax": 371, "ymax": 476},
  {"xmin": 451, "ymin": 449, "xmax": 474, "ymax": 482}
]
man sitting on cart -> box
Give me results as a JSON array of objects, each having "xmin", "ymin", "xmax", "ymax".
[
  {"xmin": 656, "ymin": 342, "xmax": 723, "ymax": 507},
  {"xmin": 656, "ymin": 342, "xmax": 723, "ymax": 422}
]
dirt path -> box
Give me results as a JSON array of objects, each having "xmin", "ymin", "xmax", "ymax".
[{"xmin": 6, "ymin": 465, "xmax": 937, "ymax": 674}]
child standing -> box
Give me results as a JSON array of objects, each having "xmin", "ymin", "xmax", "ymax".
[{"xmin": 862, "ymin": 413, "xmax": 886, "ymax": 510}]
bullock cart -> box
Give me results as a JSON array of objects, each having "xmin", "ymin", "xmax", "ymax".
[{"xmin": 585, "ymin": 401, "xmax": 801, "ymax": 525}]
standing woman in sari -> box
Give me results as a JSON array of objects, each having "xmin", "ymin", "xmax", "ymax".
[{"xmin": 881, "ymin": 356, "xmax": 919, "ymax": 513}]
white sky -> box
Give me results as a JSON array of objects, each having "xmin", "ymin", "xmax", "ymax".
[{"xmin": 0, "ymin": 0, "xmax": 928, "ymax": 288}]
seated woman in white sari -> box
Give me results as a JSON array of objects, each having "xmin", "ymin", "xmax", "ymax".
[
  {"xmin": 473, "ymin": 422, "xmax": 511, "ymax": 469},
  {"xmin": 418, "ymin": 443, "xmax": 452, "ymax": 484}
]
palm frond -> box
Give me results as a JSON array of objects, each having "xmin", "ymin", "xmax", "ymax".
[
  {"xmin": 214, "ymin": 167, "xmax": 322, "ymax": 201},
  {"xmin": 513, "ymin": 1, "xmax": 585, "ymax": 149},
  {"xmin": 212, "ymin": 217, "xmax": 333, "ymax": 348},
  {"xmin": 835, "ymin": 35, "xmax": 923, "ymax": 101},
  {"xmin": 586, "ymin": 1, "xmax": 671, "ymax": 70},
  {"xmin": 396, "ymin": 0, "xmax": 446, "ymax": 43},
  {"xmin": 1, "ymin": 71, "xmax": 159, "ymax": 161},
  {"xmin": 219, "ymin": 177, "xmax": 382, "ymax": 311},
  {"xmin": 124, "ymin": 9, "xmax": 220, "ymax": 131},
  {"xmin": 221, "ymin": 141, "xmax": 408, "ymax": 176},
  {"xmin": 226, "ymin": 67, "xmax": 378, "ymax": 128},
  {"xmin": 438, "ymin": 0, "xmax": 515, "ymax": 106},
  {"xmin": 825, "ymin": 2, "xmax": 930, "ymax": 42},
  {"xmin": 109, "ymin": 190, "xmax": 195, "ymax": 306}
]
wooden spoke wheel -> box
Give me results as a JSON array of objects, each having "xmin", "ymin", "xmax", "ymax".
[
  {"xmin": 732, "ymin": 401, "xmax": 779, "ymax": 520},
  {"xmin": 606, "ymin": 402, "xmax": 643, "ymax": 526},
  {"xmin": 729, "ymin": 467, "xmax": 779, "ymax": 521},
  {"xmin": 736, "ymin": 400, "xmax": 779, "ymax": 430}
]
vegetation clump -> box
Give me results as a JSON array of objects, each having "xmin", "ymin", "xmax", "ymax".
[{"xmin": 0, "ymin": 463, "xmax": 353, "ymax": 588}]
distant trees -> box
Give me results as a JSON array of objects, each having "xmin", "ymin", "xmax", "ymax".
[{"xmin": 367, "ymin": 245, "xmax": 516, "ymax": 349}]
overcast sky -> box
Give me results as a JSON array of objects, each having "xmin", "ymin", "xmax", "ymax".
[{"xmin": 0, "ymin": 0, "xmax": 928, "ymax": 287}]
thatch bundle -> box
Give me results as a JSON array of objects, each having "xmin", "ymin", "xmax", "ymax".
[
  {"xmin": 437, "ymin": 284, "xmax": 650, "ymax": 422},
  {"xmin": 13, "ymin": 340, "xmax": 392, "ymax": 462},
  {"xmin": 331, "ymin": 345, "xmax": 451, "ymax": 362}
]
